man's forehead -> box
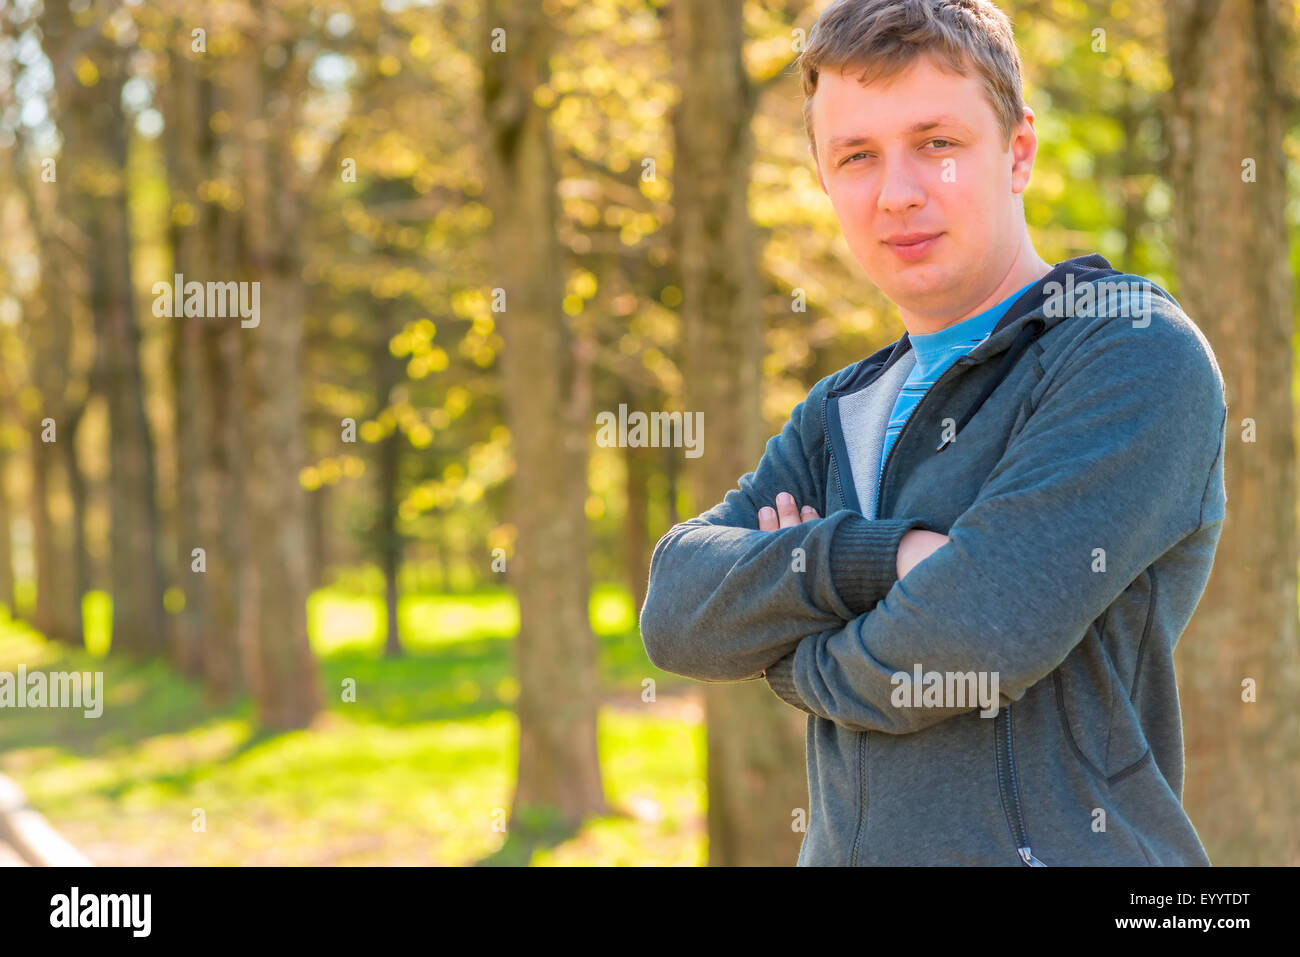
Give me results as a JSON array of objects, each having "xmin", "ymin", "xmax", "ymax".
[
  {"xmin": 820, "ymin": 52, "xmax": 975, "ymax": 93},
  {"xmin": 811, "ymin": 63, "xmax": 989, "ymax": 142}
]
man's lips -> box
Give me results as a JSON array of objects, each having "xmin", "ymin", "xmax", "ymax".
[{"xmin": 883, "ymin": 232, "xmax": 942, "ymax": 261}]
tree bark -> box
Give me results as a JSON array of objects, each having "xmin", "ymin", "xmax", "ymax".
[
  {"xmin": 233, "ymin": 28, "xmax": 322, "ymax": 729},
  {"xmin": 28, "ymin": 427, "xmax": 58, "ymax": 641},
  {"xmin": 161, "ymin": 35, "xmax": 213, "ymax": 680},
  {"xmin": 67, "ymin": 46, "xmax": 168, "ymax": 659},
  {"xmin": 10, "ymin": 1, "xmax": 98, "ymax": 646},
  {"xmin": 377, "ymin": 345, "xmax": 405, "ymax": 659},
  {"xmin": 198, "ymin": 70, "xmax": 247, "ymax": 704},
  {"xmin": 622, "ymin": 435, "xmax": 652, "ymax": 618},
  {"xmin": 201, "ymin": 317, "xmax": 247, "ymax": 703},
  {"xmin": 0, "ymin": 446, "xmax": 14, "ymax": 615},
  {"xmin": 1166, "ymin": 0, "xmax": 1300, "ymax": 865},
  {"xmin": 670, "ymin": 0, "xmax": 809, "ymax": 866},
  {"xmin": 481, "ymin": 0, "xmax": 607, "ymax": 834},
  {"xmin": 306, "ymin": 482, "xmax": 329, "ymax": 594},
  {"xmin": 55, "ymin": 407, "xmax": 89, "ymax": 646}
]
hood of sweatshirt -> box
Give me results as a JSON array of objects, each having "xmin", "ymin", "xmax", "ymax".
[{"xmin": 828, "ymin": 254, "xmax": 1175, "ymax": 452}]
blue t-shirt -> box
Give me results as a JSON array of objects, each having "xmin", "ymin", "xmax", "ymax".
[{"xmin": 878, "ymin": 280, "xmax": 1037, "ymax": 485}]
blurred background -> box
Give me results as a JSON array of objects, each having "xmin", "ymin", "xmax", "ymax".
[{"xmin": 0, "ymin": 0, "xmax": 1296, "ymax": 866}]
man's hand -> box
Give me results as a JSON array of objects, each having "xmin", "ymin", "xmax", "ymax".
[
  {"xmin": 760, "ymin": 491, "xmax": 947, "ymax": 578},
  {"xmin": 759, "ymin": 491, "xmax": 948, "ymax": 579},
  {"xmin": 753, "ymin": 492, "xmax": 947, "ymax": 679},
  {"xmin": 756, "ymin": 491, "xmax": 817, "ymax": 679},
  {"xmin": 896, "ymin": 529, "xmax": 949, "ymax": 579},
  {"xmin": 756, "ymin": 491, "xmax": 820, "ymax": 530}
]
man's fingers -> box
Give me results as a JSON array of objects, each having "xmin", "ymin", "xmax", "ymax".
[
  {"xmin": 759, "ymin": 495, "xmax": 819, "ymax": 531},
  {"xmin": 775, "ymin": 492, "xmax": 801, "ymax": 528}
]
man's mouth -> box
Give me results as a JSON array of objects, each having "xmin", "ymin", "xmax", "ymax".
[{"xmin": 883, "ymin": 232, "xmax": 942, "ymax": 261}]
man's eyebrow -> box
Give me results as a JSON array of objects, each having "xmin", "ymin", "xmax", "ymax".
[{"xmin": 826, "ymin": 117, "xmax": 973, "ymax": 152}]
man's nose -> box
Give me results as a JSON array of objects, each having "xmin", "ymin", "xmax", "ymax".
[{"xmin": 877, "ymin": 157, "xmax": 925, "ymax": 214}]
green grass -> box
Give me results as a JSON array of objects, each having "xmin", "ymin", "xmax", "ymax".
[{"xmin": 0, "ymin": 585, "xmax": 705, "ymax": 866}]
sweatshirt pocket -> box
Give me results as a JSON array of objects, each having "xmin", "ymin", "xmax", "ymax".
[{"xmin": 1054, "ymin": 612, "xmax": 1151, "ymax": 782}]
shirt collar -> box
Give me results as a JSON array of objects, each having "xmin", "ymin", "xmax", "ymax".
[{"xmin": 907, "ymin": 278, "xmax": 1038, "ymax": 373}]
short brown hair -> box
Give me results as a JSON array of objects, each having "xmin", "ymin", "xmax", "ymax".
[{"xmin": 800, "ymin": 0, "xmax": 1026, "ymax": 156}]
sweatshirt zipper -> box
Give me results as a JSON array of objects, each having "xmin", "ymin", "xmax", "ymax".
[
  {"xmin": 874, "ymin": 355, "xmax": 974, "ymax": 519},
  {"xmin": 821, "ymin": 396, "xmax": 847, "ymax": 511},
  {"xmin": 995, "ymin": 703, "xmax": 1046, "ymax": 866},
  {"xmin": 832, "ymin": 354, "xmax": 976, "ymax": 866},
  {"xmin": 876, "ymin": 332, "xmax": 1043, "ymax": 865},
  {"xmin": 826, "ymin": 343, "xmax": 1009, "ymax": 867},
  {"xmin": 821, "ymin": 393, "xmax": 869, "ymax": 867},
  {"xmin": 822, "ymin": 393, "xmax": 865, "ymax": 866},
  {"xmin": 849, "ymin": 732, "xmax": 866, "ymax": 866}
]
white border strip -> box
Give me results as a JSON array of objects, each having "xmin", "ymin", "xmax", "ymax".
[{"xmin": 0, "ymin": 774, "xmax": 92, "ymax": 866}]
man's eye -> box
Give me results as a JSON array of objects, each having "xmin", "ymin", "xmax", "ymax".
[
  {"xmin": 926, "ymin": 138, "xmax": 955, "ymax": 149},
  {"xmin": 843, "ymin": 152, "xmax": 870, "ymax": 165}
]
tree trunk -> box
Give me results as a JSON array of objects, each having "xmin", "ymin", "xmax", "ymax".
[
  {"xmin": 56, "ymin": 410, "xmax": 89, "ymax": 646},
  {"xmin": 622, "ymin": 414, "xmax": 653, "ymax": 618},
  {"xmin": 18, "ymin": 0, "xmax": 94, "ymax": 645},
  {"xmin": 201, "ymin": 317, "xmax": 246, "ymax": 703},
  {"xmin": 28, "ymin": 428, "xmax": 59, "ymax": 641},
  {"xmin": 198, "ymin": 70, "xmax": 246, "ymax": 704},
  {"xmin": 379, "ymin": 468, "xmax": 397, "ymax": 657},
  {"xmin": 664, "ymin": 443, "xmax": 680, "ymax": 527},
  {"xmin": 306, "ymin": 483, "xmax": 328, "ymax": 594},
  {"xmin": 373, "ymin": 317, "xmax": 405, "ymax": 659},
  {"xmin": 1166, "ymin": 0, "xmax": 1300, "ymax": 865},
  {"xmin": 378, "ymin": 418, "xmax": 403, "ymax": 659},
  {"xmin": 0, "ymin": 446, "xmax": 14, "ymax": 615},
  {"xmin": 233, "ymin": 33, "xmax": 322, "ymax": 729},
  {"xmin": 482, "ymin": 0, "xmax": 606, "ymax": 835},
  {"xmin": 671, "ymin": 0, "xmax": 808, "ymax": 866},
  {"xmin": 73, "ymin": 56, "xmax": 168, "ymax": 659},
  {"xmin": 161, "ymin": 37, "xmax": 213, "ymax": 681}
]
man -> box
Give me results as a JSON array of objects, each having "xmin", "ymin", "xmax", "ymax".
[{"xmin": 639, "ymin": 0, "xmax": 1226, "ymax": 866}]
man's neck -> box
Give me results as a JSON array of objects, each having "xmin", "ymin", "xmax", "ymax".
[{"xmin": 900, "ymin": 241, "xmax": 1053, "ymax": 336}]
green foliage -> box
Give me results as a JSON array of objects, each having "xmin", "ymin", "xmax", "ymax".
[{"xmin": 0, "ymin": 582, "xmax": 704, "ymax": 865}]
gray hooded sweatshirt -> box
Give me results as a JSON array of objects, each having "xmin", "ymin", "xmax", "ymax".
[{"xmin": 639, "ymin": 255, "xmax": 1227, "ymax": 866}]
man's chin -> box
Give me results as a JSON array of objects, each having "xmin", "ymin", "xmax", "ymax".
[{"xmin": 870, "ymin": 264, "xmax": 953, "ymax": 307}]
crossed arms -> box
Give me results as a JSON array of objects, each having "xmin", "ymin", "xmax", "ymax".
[{"xmin": 638, "ymin": 317, "xmax": 1226, "ymax": 734}]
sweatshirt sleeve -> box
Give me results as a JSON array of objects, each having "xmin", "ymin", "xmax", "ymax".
[
  {"xmin": 639, "ymin": 371, "xmax": 930, "ymax": 683},
  {"xmin": 774, "ymin": 313, "xmax": 1227, "ymax": 732}
]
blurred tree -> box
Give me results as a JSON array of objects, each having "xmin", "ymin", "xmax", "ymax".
[
  {"xmin": 481, "ymin": 0, "xmax": 607, "ymax": 835},
  {"xmin": 1167, "ymin": 0, "xmax": 1300, "ymax": 865},
  {"xmin": 374, "ymin": 307, "xmax": 407, "ymax": 658},
  {"xmin": 671, "ymin": 0, "xmax": 807, "ymax": 865},
  {"xmin": 0, "ymin": 448, "xmax": 13, "ymax": 615},
  {"xmin": 232, "ymin": 6, "xmax": 324, "ymax": 729},
  {"xmin": 0, "ymin": 310, "xmax": 20, "ymax": 617},
  {"xmin": 158, "ymin": 9, "xmax": 213, "ymax": 681},
  {"xmin": 31, "ymin": 0, "xmax": 162, "ymax": 653}
]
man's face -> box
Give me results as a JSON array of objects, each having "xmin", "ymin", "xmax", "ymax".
[{"xmin": 809, "ymin": 53, "xmax": 1036, "ymax": 323}]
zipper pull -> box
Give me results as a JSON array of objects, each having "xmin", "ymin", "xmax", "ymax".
[{"xmin": 1018, "ymin": 846, "xmax": 1047, "ymax": 866}]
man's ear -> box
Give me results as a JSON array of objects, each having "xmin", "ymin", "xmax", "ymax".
[
  {"xmin": 1010, "ymin": 105, "xmax": 1037, "ymax": 195},
  {"xmin": 810, "ymin": 143, "xmax": 828, "ymax": 195}
]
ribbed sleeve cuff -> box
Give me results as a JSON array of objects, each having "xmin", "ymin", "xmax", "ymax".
[
  {"xmin": 830, "ymin": 515, "xmax": 927, "ymax": 615},
  {"xmin": 764, "ymin": 649, "xmax": 814, "ymax": 715}
]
